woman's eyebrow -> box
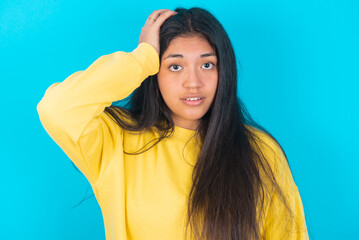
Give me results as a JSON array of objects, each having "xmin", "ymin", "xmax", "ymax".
[
  {"xmin": 200, "ymin": 52, "xmax": 216, "ymax": 58},
  {"xmin": 164, "ymin": 52, "xmax": 216, "ymax": 59},
  {"xmin": 164, "ymin": 54, "xmax": 183, "ymax": 59}
]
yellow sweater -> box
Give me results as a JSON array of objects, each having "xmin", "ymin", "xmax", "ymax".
[{"xmin": 37, "ymin": 43, "xmax": 308, "ymax": 240}]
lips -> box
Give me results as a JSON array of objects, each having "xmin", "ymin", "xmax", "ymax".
[
  {"xmin": 180, "ymin": 95, "xmax": 205, "ymax": 100},
  {"xmin": 180, "ymin": 95, "xmax": 205, "ymax": 106}
]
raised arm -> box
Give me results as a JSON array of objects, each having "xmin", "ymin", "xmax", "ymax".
[
  {"xmin": 37, "ymin": 43, "xmax": 159, "ymax": 185},
  {"xmin": 36, "ymin": 9, "xmax": 176, "ymax": 186}
]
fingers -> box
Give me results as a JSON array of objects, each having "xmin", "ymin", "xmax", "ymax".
[
  {"xmin": 153, "ymin": 10, "xmax": 177, "ymax": 25},
  {"xmin": 145, "ymin": 9, "xmax": 167, "ymax": 23},
  {"xmin": 139, "ymin": 9, "xmax": 177, "ymax": 55},
  {"xmin": 145, "ymin": 9, "xmax": 176, "ymax": 26}
]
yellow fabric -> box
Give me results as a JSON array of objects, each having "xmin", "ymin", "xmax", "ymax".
[{"xmin": 37, "ymin": 42, "xmax": 308, "ymax": 240}]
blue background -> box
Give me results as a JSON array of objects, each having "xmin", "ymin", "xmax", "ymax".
[{"xmin": 1, "ymin": 0, "xmax": 358, "ymax": 239}]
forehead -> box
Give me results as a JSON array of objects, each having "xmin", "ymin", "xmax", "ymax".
[{"xmin": 163, "ymin": 35, "xmax": 215, "ymax": 56}]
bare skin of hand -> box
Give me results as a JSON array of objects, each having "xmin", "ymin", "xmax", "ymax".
[{"xmin": 139, "ymin": 9, "xmax": 177, "ymax": 55}]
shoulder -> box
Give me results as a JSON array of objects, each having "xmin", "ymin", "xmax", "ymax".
[
  {"xmin": 245, "ymin": 126, "xmax": 308, "ymax": 238},
  {"xmin": 244, "ymin": 124, "xmax": 296, "ymax": 191},
  {"xmin": 244, "ymin": 125, "xmax": 284, "ymax": 167}
]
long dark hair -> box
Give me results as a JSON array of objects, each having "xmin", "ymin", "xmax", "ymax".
[{"xmin": 104, "ymin": 7, "xmax": 292, "ymax": 240}]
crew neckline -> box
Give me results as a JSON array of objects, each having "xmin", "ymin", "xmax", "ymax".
[{"xmin": 172, "ymin": 125, "xmax": 197, "ymax": 140}]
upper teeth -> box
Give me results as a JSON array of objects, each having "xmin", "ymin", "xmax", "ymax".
[{"xmin": 186, "ymin": 98, "xmax": 201, "ymax": 101}]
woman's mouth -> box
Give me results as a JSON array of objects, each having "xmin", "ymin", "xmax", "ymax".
[{"xmin": 181, "ymin": 97, "xmax": 204, "ymax": 106}]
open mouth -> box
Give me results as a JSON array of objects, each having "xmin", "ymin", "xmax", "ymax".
[
  {"xmin": 185, "ymin": 97, "xmax": 202, "ymax": 101},
  {"xmin": 181, "ymin": 97, "xmax": 205, "ymax": 106}
]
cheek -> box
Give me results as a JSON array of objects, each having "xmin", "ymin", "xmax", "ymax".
[
  {"xmin": 157, "ymin": 69, "xmax": 170, "ymax": 91},
  {"xmin": 213, "ymin": 80, "xmax": 219, "ymax": 94},
  {"xmin": 206, "ymin": 74, "xmax": 218, "ymax": 95},
  {"xmin": 157, "ymin": 77, "xmax": 175, "ymax": 103},
  {"xmin": 157, "ymin": 72, "xmax": 166, "ymax": 93},
  {"xmin": 157, "ymin": 72, "xmax": 180, "ymax": 95}
]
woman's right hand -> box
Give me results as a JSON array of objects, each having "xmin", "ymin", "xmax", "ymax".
[{"xmin": 138, "ymin": 9, "xmax": 177, "ymax": 55}]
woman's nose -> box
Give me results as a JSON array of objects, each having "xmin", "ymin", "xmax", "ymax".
[{"xmin": 183, "ymin": 68, "xmax": 202, "ymax": 89}]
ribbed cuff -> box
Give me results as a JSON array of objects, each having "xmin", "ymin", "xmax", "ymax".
[{"xmin": 130, "ymin": 42, "xmax": 160, "ymax": 76}]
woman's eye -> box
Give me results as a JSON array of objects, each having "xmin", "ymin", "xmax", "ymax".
[
  {"xmin": 202, "ymin": 62, "xmax": 215, "ymax": 69},
  {"xmin": 169, "ymin": 65, "xmax": 182, "ymax": 71}
]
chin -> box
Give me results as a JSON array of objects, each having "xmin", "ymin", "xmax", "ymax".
[{"xmin": 184, "ymin": 113, "xmax": 206, "ymax": 121}]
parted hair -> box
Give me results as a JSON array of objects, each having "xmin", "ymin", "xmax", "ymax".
[{"xmin": 103, "ymin": 7, "xmax": 292, "ymax": 240}]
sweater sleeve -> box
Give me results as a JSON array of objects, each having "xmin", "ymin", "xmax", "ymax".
[
  {"xmin": 262, "ymin": 143, "xmax": 309, "ymax": 240},
  {"xmin": 36, "ymin": 42, "xmax": 159, "ymax": 186}
]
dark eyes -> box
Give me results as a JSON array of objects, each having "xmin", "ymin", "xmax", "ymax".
[
  {"xmin": 169, "ymin": 65, "xmax": 183, "ymax": 71},
  {"xmin": 168, "ymin": 62, "xmax": 215, "ymax": 72},
  {"xmin": 202, "ymin": 62, "xmax": 215, "ymax": 69}
]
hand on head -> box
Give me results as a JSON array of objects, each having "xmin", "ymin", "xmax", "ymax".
[{"xmin": 139, "ymin": 9, "xmax": 177, "ymax": 55}]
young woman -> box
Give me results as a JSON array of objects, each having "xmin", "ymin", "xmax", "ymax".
[{"xmin": 37, "ymin": 7, "xmax": 308, "ymax": 240}]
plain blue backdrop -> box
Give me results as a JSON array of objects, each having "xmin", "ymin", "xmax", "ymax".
[{"xmin": 1, "ymin": 0, "xmax": 358, "ymax": 239}]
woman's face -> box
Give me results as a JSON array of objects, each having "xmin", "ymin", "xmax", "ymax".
[{"xmin": 157, "ymin": 35, "xmax": 218, "ymax": 130}]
